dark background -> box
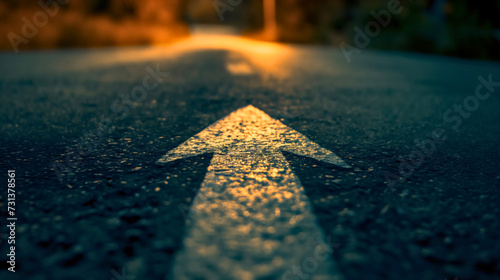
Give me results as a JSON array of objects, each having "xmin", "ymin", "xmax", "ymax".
[{"xmin": 1, "ymin": 0, "xmax": 500, "ymax": 60}]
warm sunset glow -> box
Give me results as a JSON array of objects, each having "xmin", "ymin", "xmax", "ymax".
[
  {"xmin": 167, "ymin": 34, "xmax": 292, "ymax": 77},
  {"xmin": 263, "ymin": 0, "xmax": 278, "ymax": 40},
  {"xmin": 76, "ymin": 34, "xmax": 293, "ymax": 77}
]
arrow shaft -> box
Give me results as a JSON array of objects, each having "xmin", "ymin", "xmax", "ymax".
[{"xmin": 172, "ymin": 150, "xmax": 339, "ymax": 279}]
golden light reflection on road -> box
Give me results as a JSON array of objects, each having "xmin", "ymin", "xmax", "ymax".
[
  {"xmin": 166, "ymin": 34, "xmax": 293, "ymax": 77},
  {"xmin": 76, "ymin": 34, "xmax": 292, "ymax": 78}
]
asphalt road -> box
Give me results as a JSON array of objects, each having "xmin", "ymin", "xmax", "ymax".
[{"xmin": 0, "ymin": 35, "xmax": 499, "ymax": 280}]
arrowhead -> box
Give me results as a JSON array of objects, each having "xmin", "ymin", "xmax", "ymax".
[{"xmin": 157, "ymin": 105, "xmax": 351, "ymax": 168}]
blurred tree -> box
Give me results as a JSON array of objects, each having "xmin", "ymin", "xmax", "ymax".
[
  {"xmin": 444, "ymin": 0, "xmax": 496, "ymax": 59},
  {"xmin": 0, "ymin": 0, "xmax": 188, "ymax": 50},
  {"xmin": 340, "ymin": 0, "xmax": 499, "ymax": 60}
]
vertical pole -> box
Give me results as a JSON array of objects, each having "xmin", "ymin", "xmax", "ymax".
[{"xmin": 263, "ymin": 0, "xmax": 277, "ymax": 40}]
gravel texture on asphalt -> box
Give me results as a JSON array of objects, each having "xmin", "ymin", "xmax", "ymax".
[{"xmin": 0, "ymin": 43, "xmax": 499, "ymax": 280}]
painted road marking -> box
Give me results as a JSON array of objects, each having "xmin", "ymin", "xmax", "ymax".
[
  {"xmin": 158, "ymin": 105, "xmax": 350, "ymax": 280},
  {"xmin": 226, "ymin": 61, "xmax": 255, "ymax": 75}
]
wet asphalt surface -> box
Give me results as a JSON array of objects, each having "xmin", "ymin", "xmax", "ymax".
[{"xmin": 0, "ymin": 38, "xmax": 499, "ymax": 280}]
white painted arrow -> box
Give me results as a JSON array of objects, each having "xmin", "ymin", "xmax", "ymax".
[{"xmin": 158, "ymin": 105, "xmax": 349, "ymax": 280}]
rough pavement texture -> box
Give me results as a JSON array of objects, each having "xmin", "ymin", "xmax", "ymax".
[{"xmin": 0, "ymin": 39, "xmax": 499, "ymax": 280}]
